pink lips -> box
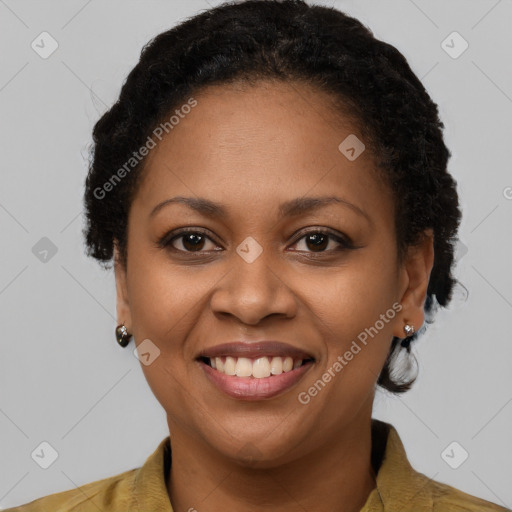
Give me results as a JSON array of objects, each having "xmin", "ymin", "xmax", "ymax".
[{"xmin": 196, "ymin": 341, "xmax": 315, "ymax": 401}]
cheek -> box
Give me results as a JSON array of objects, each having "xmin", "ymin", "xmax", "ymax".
[
  {"xmin": 127, "ymin": 252, "xmax": 205, "ymax": 348},
  {"xmin": 297, "ymin": 270, "xmax": 398, "ymax": 429},
  {"xmin": 128, "ymin": 269, "xmax": 196, "ymax": 421},
  {"xmin": 312, "ymin": 252, "xmax": 399, "ymax": 371}
]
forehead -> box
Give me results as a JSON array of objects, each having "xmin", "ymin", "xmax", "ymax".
[{"xmin": 134, "ymin": 79, "xmax": 390, "ymax": 221}]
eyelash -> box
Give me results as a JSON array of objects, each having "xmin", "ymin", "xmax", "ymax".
[{"xmin": 157, "ymin": 227, "xmax": 356, "ymax": 255}]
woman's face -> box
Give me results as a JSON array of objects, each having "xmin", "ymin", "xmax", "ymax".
[{"xmin": 115, "ymin": 80, "xmax": 432, "ymax": 466}]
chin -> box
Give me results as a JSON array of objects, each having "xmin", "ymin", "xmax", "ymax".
[{"xmin": 205, "ymin": 426, "xmax": 308, "ymax": 469}]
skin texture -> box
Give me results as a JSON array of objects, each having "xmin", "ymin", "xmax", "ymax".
[{"xmin": 114, "ymin": 80, "xmax": 434, "ymax": 512}]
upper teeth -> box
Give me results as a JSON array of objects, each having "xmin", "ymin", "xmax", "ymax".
[{"xmin": 209, "ymin": 356, "xmax": 304, "ymax": 378}]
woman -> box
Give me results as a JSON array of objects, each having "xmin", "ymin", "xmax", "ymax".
[{"xmin": 6, "ymin": 1, "xmax": 510, "ymax": 511}]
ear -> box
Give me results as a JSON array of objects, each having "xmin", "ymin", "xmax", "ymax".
[
  {"xmin": 113, "ymin": 241, "xmax": 132, "ymax": 330},
  {"xmin": 393, "ymin": 229, "xmax": 434, "ymax": 338}
]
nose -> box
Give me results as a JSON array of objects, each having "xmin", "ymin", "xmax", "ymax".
[{"xmin": 210, "ymin": 245, "xmax": 297, "ymax": 325}]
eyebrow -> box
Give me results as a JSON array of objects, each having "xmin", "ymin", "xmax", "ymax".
[{"xmin": 150, "ymin": 195, "xmax": 371, "ymax": 224}]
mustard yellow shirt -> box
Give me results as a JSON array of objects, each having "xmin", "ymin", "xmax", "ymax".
[{"xmin": 4, "ymin": 419, "xmax": 510, "ymax": 511}]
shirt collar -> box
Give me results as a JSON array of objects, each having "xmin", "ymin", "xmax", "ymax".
[
  {"xmin": 132, "ymin": 435, "xmax": 173, "ymax": 511},
  {"xmin": 132, "ymin": 419, "xmax": 433, "ymax": 512},
  {"xmin": 362, "ymin": 419, "xmax": 434, "ymax": 511}
]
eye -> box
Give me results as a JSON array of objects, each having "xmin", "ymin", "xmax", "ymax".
[
  {"xmin": 158, "ymin": 227, "xmax": 354, "ymax": 254},
  {"xmin": 159, "ymin": 229, "xmax": 221, "ymax": 253},
  {"xmin": 289, "ymin": 229, "xmax": 353, "ymax": 253}
]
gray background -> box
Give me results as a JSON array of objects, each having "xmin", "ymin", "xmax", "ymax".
[{"xmin": 1, "ymin": 0, "xmax": 511, "ymax": 509}]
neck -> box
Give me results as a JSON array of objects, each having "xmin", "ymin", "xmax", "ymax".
[{"xmin": 166, "ymin": 413, "xmax": 378, "ymax": 512}]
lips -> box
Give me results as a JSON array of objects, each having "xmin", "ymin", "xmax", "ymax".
[{"xmin": 196, "ymin": 341, "xmax": 315, "ymax": 400}]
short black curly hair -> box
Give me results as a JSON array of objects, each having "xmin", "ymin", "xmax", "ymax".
[{"xmin": 83, "ymin": 0, "xmax": 462, "ymax": 394}]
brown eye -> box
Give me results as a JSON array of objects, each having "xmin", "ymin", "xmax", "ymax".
[
  {"xmin": 291, "ymin": 230, "xmax": 352, "ymax": 253},
  {"xmin": 176, "ymin": 232, "xmax": 207, "ymax": 252},
  {"xmin": 304, "ymin": 233, "xmax": 329, "ymax": 252},
  {"xmin": 159, "ymin": 229, "xmax": 221, "ymax": 253}
]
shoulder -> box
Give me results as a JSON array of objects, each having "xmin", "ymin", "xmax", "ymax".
[
  {"xmin": 3, "ymin": 436, "xmax": 171, "ymax": 512},
  {"xmin": 2, "ymin": 467, "xmax": 138, "ymax": 512},
  {"xmin": 428, "ymin": 478, "xmax": 511, "ymax": 512},
  {"xmin": 370, "ymin": 420, "xmax": 510, "ymax": 512}
]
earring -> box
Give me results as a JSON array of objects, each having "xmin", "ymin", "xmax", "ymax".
[
  {"xmin": 115, "ymin": 324, "xmax": 132, "ymax": 347},
  {"xmin": 401, "ymin": 323, "xmax": 415, "ymax": 348},
  {"xmin": 403, "ymin": 324, "xmax": 415, "ymax": 337}
]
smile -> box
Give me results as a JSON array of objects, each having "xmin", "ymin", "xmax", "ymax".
[{"xmin": 197, "ymin": 355, "xmax": 315, "ymax": 401}]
